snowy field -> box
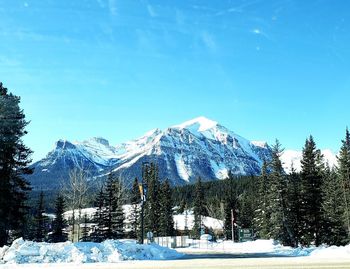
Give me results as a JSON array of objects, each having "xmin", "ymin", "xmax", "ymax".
[
  {"xmin": 0, "ymin": 238, "xmax": 349, "ymax": 265},
  {"xmin": 180, "ymin": 239, "xmax": 350, "ymax": 258}
]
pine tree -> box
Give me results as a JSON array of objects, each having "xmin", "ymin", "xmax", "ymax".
[
  {"xmin": 114, "ymin": 178, "xmax": 125, "ymax": 239},
  {"xmin": 337, "ymin": 128, "xmax": 350, "ymax": 240},
  {"xmin": 34, "ymin": 191, "xmax": 48, "ymax": 242},
  {"xmin": 144, "ymin": 163, "xmax": 161, "ymax": 236},
  {"xmin": 224, "ymin": 171, "xmax": 237, "ymax": 240},
  {"xmin": 91, "ymin": 187, "xmax": 105, "ymax": 242},
  {"xmin": 129, "ymin": 178, "xmax": 140, "ymax": 239},
  {"xmin": 286, "ymin": 165, "xmax": 302, "ymax": 247},
  {"xmin": 104, "ymin": 174, "xmax": 118, "ymax": 239},
  {"xmin": 192, "ymin": 177, "xmax": 205, "ymax": 239},
  {"xmin": 268, "ymin": 140, "xmax": 293, "ymax": 245},
  {"xmin": 81, "ymin": 213, "xmax": 90, "ymax": 242},
  {"xmin": 159, "ymin": 179, "xmax": 175, "ymax": 236},
  {"xmin": 51, "ymin": 195, "xmax": 67, "ymax": 243},
  {"xmin": 321, "ymin": 166, "xmax": 347, "ymax": 245},
  {"xmin": 253, "ymin": 161, "xmax": 271, "ymax": 239},
  {"xmin": 300, "ymin": 136, "xmax": 324, "ymax": 246},
  {"xmin": 0, "ymin": 83, "xmax": 33, "ymax": 246}
]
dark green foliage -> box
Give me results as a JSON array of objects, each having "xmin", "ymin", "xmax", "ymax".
[
  {"xmin": 321, "ymin": 166, "xmax": 348, "ymax": 245},
  {"xmin": 300, "ymin": 136, "xmax": 324, "ymax": 246},
  {"xmin": 268, "ymin": 140, "xmax": 292, "ymax": 245},
  {"xmin": 286, "ymin": 165, "xmax": 302, "ymax": 247},
  {"xmin": 159, "ymin": 179, "xmax": 175, "ymax": 236},
  {"xmin": 50, "ymin": 195, "xmax": 67, "ymax": 243},
  {"xmin": 0, "ymin": 83, "xmax": 33, "ymax": 246},
  {"xmin": 224, "ymin": 171, "xmax": 238, "ymax": 240},
  {"xmin": 91, "ymin": 187, "xmax": 105, "ymax": 242},
  {"xmin": 192, "ymin": 177, "xmax": 205, "ymax": 239},
  {"xmin": 253, "ymin": 160, "xmax": 271, "ymax": 239},
  {"xmin": 34, "ymin": 191, "xmax": 48, "ymax": 242},
  {"xmin": 80, "ymin": 213, "xmax": 90, "ymax": 242},
  {"xmin": 144, "ymin": 163, "xmax": 161, "ymax": 236},
  {"xmin": 129, "ymin": 178, "xmax": 140, "ymax": 239},
  {"xmin": 337, "ymin": 128, "xmax": 350, "ymax": 240},
  {"xmin": 113, "ymin": 178, "xmax": 125, "ymax": 239},
  {"xmin": 92, "ymin": 175, "xmax": 125, "ymax": 241}
]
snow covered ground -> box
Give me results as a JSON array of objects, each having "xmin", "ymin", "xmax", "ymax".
[
  {"xmin": 0, "ymin": 238, "xmax": 181, "ymax": 264},
  {"xmin": 1, "ymin": 238, "xmax": 349, "ymax": 265},
  {"xmin": 180, "ymin": 239, "xmax": 350, "ymax": 259}
]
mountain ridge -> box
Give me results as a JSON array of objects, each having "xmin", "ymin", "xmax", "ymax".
[{"xmin": 27, "ymin": 117, "xmax": 337, "ymax": 190}]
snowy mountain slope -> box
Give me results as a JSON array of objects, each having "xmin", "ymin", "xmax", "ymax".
[
  {"xmin": 27, "ymin": 117, "xmax": 272, "ymax": 189},
  {"xmin": 281, "ymin": 149, "xmax": 337, "ymax": 174},
  {"xmin": 27, "ymin": 138, "xmax": 120, "ymax": 189}
]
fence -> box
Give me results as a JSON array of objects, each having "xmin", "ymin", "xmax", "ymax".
[
  {"xmin": 145, "ymin": 236, "xmax": 226, "ymax": 249},
  {"xmin": 145, "ymin": 236, "xmax": 189, "ymax": 248}
]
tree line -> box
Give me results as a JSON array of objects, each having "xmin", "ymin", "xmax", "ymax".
[
  {"xmin": 1, "ymin": 82, "xmax": 349, "ymax": 247},
  {"xmin": 174, "ymin": 136, "xmax": 350, "ymax": 247}
]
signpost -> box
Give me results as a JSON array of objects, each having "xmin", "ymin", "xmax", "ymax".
[
  {"xmin": 238, "ymin": 228, "xmax": 254, "ymax": 242},
  {"xmin": 231, "ymin": 209, "xmax": 235, "ymax": 242}
]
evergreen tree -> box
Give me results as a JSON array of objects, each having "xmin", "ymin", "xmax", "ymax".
[
  {"xmin": 80, "ymin": 213, "xmax": 90, "ymax": 242},
  {"xmin": 129, "ymin": 178, "xmax": 140, "ymax": 239},
  {"xmin": 286, "ymin": 165, "xmax": 302, "ymax": 247},
  {"xmin": 159, "ymin": 179, "xmax": 175, "ymax": 236},
  {"xmin": 144, "ymin": 163, "xmax": 161, "ymax": 236},
  {"xmin": 34, "ymin": 191, "xmax": 48, "ymax": 242},
  {"xmin": 253, "ymin": 161, "xmax": 271, "ymax": 239},
  {"xmin": 224, "ymin": 171, "xmax": 237, "ymax": 240},
  {"xmin": 51, "ymin": 195, "xmax": 67, "ymax": 243},
  {"xmin": 104, "ymin": 174, "xmax": 118, "ymax": 239},
  {"xmin": 91, "ymin": 187, "xmax": 105, "ymax": 242},
  {"xmin": 268, "ymin": 140, "xmax": 292, "ymax": 245},
  {"xmin": 300, "ymin": 136, "xmax": 324, "ymax": 246},
  {"xmin": 337, "ymin": 128, "xmax": 350, "ymax": 240},
  {"xmin": 321, "ymin": 166, "xmax": 348, "ymax": 245},
  {"xmin": 0, "ymin": 83, "xmax": 33, "ymax": 246},
  {"xmin": 113, "ymin": 178, "xmax": 125, "ymax": 239},
  {"xmin": 192, "ymin": 177, "xmax": 205, "ymax": 239}
]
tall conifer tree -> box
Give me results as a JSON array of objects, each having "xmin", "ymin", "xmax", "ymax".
[
  {"xmin": 321, "ymin": 166, "xmax": 347, "ymax": 245},
  {"xmin": 224, "ymin": 171, "xmax": 237, "ymax": 240},
  {"xmin": 0, "ymin": 83, "xmax": 33, "ymax": 246},
  {"xmin": 286, "ymin": 165, "xmax": 302, "ymax": 247},
  {"xmin": 34, "ymin": 191, "xmax": 48, "ymax": 242},
  {"xmin": 337, "ymin": 128, "xmax": 350, "ymax": 240},
  {"xmin": 268, "ymin": 140, "xmax": 292, "ymax": 245},
  {"xmin": 192, "ymin": 177, "xmax": 205, "ymax": 239},
  {"xmin": 300, "ymin": 136, "xmax": 324, "ymax": 246},
  {"xmin": 159, "ymin": 179, "xmax": 175, "ymax": 236},
  {"xmin": 254, "ymin": 160, "xmax": 271, "ymax": 239},
  {"xmin": 51, "ymin": 195, "xmax": 67, "ymax": 243},
  {"xmin": 144, "ymin": 163, "xmax": 161, "ymax": 236},
  {"xmin": 129, "ymin": 178, "xmax": 140, "ymax": 239}
]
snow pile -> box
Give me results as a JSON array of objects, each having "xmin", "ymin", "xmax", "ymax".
[
  {"xmin": 309, "ymin": 244, "xmax": 350, "ymax": 258},
  {"xmin": 0, "ymin": 238, "xmax": 182, "ymax": 264}
]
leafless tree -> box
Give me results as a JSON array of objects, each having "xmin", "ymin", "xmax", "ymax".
[{"xmin": 61, "ymin": 167, "xmax": 90, "ymax": 242}]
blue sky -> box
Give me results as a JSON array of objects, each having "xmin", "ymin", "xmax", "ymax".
[{"xmin": 0, "ymin": 0, "xmax": 349, "ymax": 162}]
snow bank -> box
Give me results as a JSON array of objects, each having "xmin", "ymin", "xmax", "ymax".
[
  {"xmin": 309, "ymin": 244, "xmax": 350, "ymax": 258},
  {"xmin": 0, "ymin": 238, "xmax": 182, "ymax": 264}
]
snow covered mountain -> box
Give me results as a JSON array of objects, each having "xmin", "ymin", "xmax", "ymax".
[
  {"xmin": 281, "ymin": 149, "xmax": 338, "ymax": 174},
  {"xmin": 28, "ymin": 117, "xmax": 272, "ymax": 189}
]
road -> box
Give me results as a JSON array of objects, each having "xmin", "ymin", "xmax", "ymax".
[{"xmin": 12, "ymin": 253, "xmax": 350, "ymax": 269}]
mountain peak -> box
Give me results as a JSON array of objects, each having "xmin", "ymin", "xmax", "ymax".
[
  {"xmin": 173, "ymin": 116, "xmax": 218, "ymax": 132},
  {"xmin": 84, "ymin": 137, "xmax": 110, "ymax": 146}
]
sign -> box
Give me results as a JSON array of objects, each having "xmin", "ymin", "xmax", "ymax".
[
  {"xmin": 238, "ymin": 228, "xmax": 254, "ymax": 242},
  {"xmin": 138, "ymin": 184, "xmax": 146, "ymax": 202}
]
